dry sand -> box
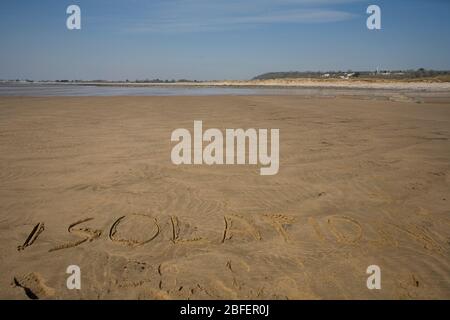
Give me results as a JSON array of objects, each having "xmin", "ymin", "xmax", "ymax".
[
  {"xmin": 65, "ymin": 79, "xmax": 450, "ymax": 92},
  {"xmin": 202, "ymin": 79, "xmax": 450, "ymax": 91},
  {"xmin": 0, "ymin": 94, "xmax": 449, "ymax": 299}
]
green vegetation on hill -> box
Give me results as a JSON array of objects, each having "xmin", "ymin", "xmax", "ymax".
[{"xmin": 252, "ymin": 69, "xmax": 450, "ymax": 81}]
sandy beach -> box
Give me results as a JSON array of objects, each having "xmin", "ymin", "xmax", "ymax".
[
  {"xmin": 36, "ymin": 79, "xmax": 450, "ymax": 91},
  {"xmin": 0, "ymin": 93, "xmax": 449, "ymax": 299}
]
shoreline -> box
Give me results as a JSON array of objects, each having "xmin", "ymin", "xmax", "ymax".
[{"xmin": 3, "ymin": 79, "xmax": 450, "ymax": 92}]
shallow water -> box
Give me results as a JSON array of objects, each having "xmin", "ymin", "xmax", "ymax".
[
  {"xmin": 0, "ymin": 83, "xmax": 415, "ymax": 98},
  {"xmin": 0, "ymin": 83, "xmax": 265, "ymax": 96}
]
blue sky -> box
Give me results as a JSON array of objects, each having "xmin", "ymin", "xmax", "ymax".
[{"xmin": 0, "ymin": 0, "xmax": 449, "ymax": 80}]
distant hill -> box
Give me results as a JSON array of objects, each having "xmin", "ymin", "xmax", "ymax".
[
  {"xmin": 252, "ymin": 69, "xmax": 450, "ymax": 81},
  {"xmin": 253, "ymin": 72, "xmax": 323, "ymax": 80}
]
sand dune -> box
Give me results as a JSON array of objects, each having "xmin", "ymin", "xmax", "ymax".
[{"xmin": 0, "ymin": 94, "xmax": 449, "ymax": 299}]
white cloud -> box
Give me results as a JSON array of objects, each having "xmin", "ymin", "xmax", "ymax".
[{"xmin": 120, "ymin": 0, "xmax": 359, "ymax": 33}]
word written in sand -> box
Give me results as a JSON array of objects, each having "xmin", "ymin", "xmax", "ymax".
[
  {"xmin": 171, "ymin": 121, "xmax": 279, "ymax": 175},
  {"xmin": 18, "ymin": 213, "xmax": 445, "ymax": 255}
]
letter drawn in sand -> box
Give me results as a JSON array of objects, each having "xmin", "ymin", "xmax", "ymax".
[
  {"xmin": 49, "ymin": 218, "xmax": 101, "ymax": 252},
  {"xmin": 222, "ymin": 215, "xmax": 261, "ymax": 243},
  {"xmin": 109, "ymin": 214, "xmax": 160, "ymax": 247},
  {"xmin": 18, "ymin": 222, "xmax": 45, "ymax": 251}
]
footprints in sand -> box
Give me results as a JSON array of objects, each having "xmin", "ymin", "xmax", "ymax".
[
  {"xmin": 17, "ymin": 222, "xmax": 45, "ymax": 251},
  {"xmin": 115, "ymin": 260, "xmax": 154, "ymax": 289},
  {"xmin": 394, "ymin": 273, "xmax": 423, "ymax": 299},
  {"xmin": 12, "ymin": 272, "xmax": 54, "ymax": 299}
]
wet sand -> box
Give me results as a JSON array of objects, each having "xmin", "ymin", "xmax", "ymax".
[{"xmin": 0, "ymin": 94, "xmax": 449, "ymax": 299}]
